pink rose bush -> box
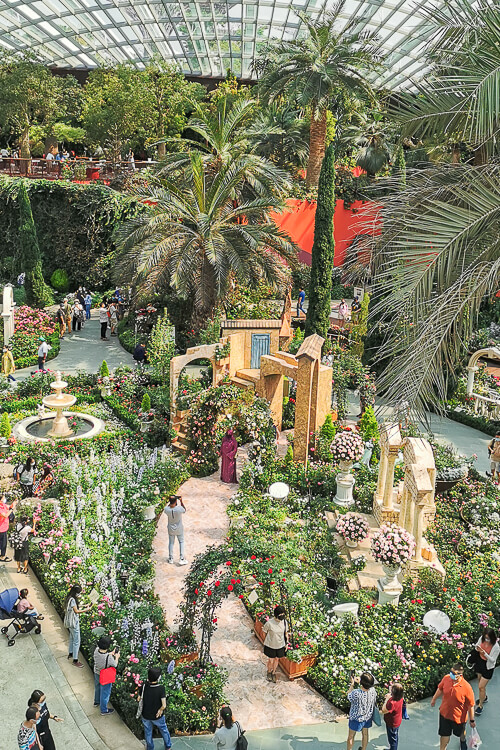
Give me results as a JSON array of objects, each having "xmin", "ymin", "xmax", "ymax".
[
  {"xmin": 371, "ymin": 523, "xmax": 416, "ymax": 566},
  {"xmin": 336, "ymin": 513, "xmax": 370, "ymax": 543},
  {"xmin": 330, "ymin": 428, "xmax": 364, "ymax": 464}
]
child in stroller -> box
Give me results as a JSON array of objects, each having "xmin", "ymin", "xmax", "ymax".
[{"xmin": 0, "ymin": 587, "xmax": 43, "ymax": 646}]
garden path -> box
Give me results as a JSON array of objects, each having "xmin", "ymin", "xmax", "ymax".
[
  {"xmin": 153, "ymin": 447, "xmax": 340, "ymax": 732},
  {"xmin": 13, "ymin": 310, "xmax": 134, "ymax": 381}
]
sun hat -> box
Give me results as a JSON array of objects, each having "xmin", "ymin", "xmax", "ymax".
[{"xmin": 38, "ymin": 336, "xmax": 45, "ymax": 342}]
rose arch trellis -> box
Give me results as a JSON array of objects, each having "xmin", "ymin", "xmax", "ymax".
[{"xmin": 178, "ymin": 545, "xmax": 296, "ymax": 666}]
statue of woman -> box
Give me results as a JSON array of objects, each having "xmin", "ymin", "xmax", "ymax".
[{"xmin": 220, "ymin": 429, "xmax": 238, "ymax": 484}]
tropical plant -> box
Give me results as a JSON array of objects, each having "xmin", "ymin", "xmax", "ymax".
[
  {"xmin": 256, "ymin": 4, "xmax": 381, "ymax": 187},
  {"xmin": 117, "ymin": 152, "xmax": 297, "ymax": 319},
  {"xmin": 148, "ymin": 311, "xmax": 175, "ymax": 379},
  {"xmin": 368, "ymin": 0, "xmax": 500, "ymax": 412},
  {"xmin": 159, "ymin": 97, "xmax": 291, "ymax": 199},
  {"xmin": 348, "ymin": 111, "xmax": 390, "ymax": 177},
  {"xmin": 247, "ymin": 103, "xmax": 309, "ymax": 172},
  {"xmin": 16, "ymin": 181, "xmax": 51, "ymax": 308},
  {"xmin": 305, "ymin": 143, "xmax": 336, "ymax": 341}
]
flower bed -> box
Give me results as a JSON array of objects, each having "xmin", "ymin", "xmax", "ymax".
[{"xmin": 7, "ymin": 305, "xmax": 60, "ymax": 368}]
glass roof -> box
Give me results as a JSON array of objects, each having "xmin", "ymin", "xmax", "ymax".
[{"xmin": 0, "ymin": 0, "xmax": 439, "ymax": 89}]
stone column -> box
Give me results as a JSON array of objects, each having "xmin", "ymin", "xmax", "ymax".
[
  {"xmin": 375, "ymin": 450, "xmax": 388, "ymax": 504},
  {"xmin": 382, "ymin": 452, "xmax": 398, "ymax": 511},
  {"xmin": 414, "ymin": 504, "xmax": 425, "ymax": 563},
  {"xmin": 466, "ymin": 365, "xmax": 478, "ymax": 395}
]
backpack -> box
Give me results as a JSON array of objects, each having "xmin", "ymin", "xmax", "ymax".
[
  {"xmin": 491, "ymin": 439, "xmax": 500, "ymax": 461},
  {"xmin": 10, "ymin": 524, "xmax": 25, "ymax": 550},
  {"xmin": 235, "ymin": 721, "xmax": 248, "ymax": 750}
]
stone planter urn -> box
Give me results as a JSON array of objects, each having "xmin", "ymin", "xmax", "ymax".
[
  {"xmin": 377, "ymin": 563, "xmax": 403, "ymax": 605},
  {"xmin": 334, "ymin": 460, "xmax": 355, "ymax": 507},
  {"xmin": 345, "ymin": 538, "xmax": 358, "ymax": 549},
  {"xmin": 142, "ymin": 505, "xmax": 156, "ymax": 521}
]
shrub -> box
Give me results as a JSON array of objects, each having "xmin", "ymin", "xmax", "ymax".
[
  {"xmin": 9, "ymin": 305, "xmax": 60, "ymax": 368},
  {"xmin": 358, "ymin": 406, "xmax": 379, "ymax": 443},
  {"xmin": 50, "ymin": 268, "xmax": 70, "ymax": 292},
  {"xmin": 0, "ymin": 412, "xmax": 11, "ymax": 438},
  {"xmin": 99, "ymin": 360, "xmax": 110, "ymax": 378},
  {"xmin": 141, "ymin": 393, "xmax": 151, "ymax": 413}
]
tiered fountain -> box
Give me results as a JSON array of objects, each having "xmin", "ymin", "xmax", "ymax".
[{"xmin": 13, "ymin": 371, "xmax": 105, "ymax": 443}]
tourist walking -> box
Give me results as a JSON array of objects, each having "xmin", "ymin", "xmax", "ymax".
[
  {"xmin": 17, "ymin": 707, "xmax": 41, "ymax": 750},
  {"xmin": 13, "ymin": 516, "xmax": 34, "ymax": 573},
  {"xmin": 487, "ymin": 431, "xmax": 500, "ymax": 480},
  {"xmin": 139, "ymin": 667, "xmax": 172, "ymax": 750},
  {"xmin": 55, "ymin": 303, "xmax": 66, "ymax": 339},
  {"xmin": 346, "ymin": 672, "xmax": 377, "ymax": 750},
  {"xmin": 213, "ymin": 706, "xmax": 243, "ymax": 750},
  {"xmin": 220, "ymin": 429, "xmax": 238, "ymax": 484},
  {"xmin": 133, "ymin": 342, "xmax": 147, "ymax": 367},
  {"xmin": 63, "ymin": 298, "xmax": 72, "ymax": 334},
  {"xmin": 93, "ymin": 635, "xmax": 120, "ymax": 715},
  {"xmin": 84, "ymin": 291, "xmax": 92, "ymax": 319},
  {"xmin": 430, "ymin": 663, "xmax": 475, "ymax": 750},
  {"xmin": 0, "ymin": 493, "xmax": 17, "ymax": 562},
  {"xmin": 37, "ymin": 337, "xmax": 51, "ymax": 372},
  {"xmin": 99, "ymin": 303, "xmax": 109, "ymax": 341},
  {"xmin": 108, "ymin": 300, "xmax": 118, "ymax": 336},
  {"xmin": 472, "ymin": 628, "xmax": 499, "ymax": 714},
  {"xmin": 381, "ymin": 683, "xmax": 405, "ymax": 750},
  {"xmin": 338, "ymin": 298, "xmax": 349, "ymax": 323},
  {"xmin": 72, "ymin": 300, "xmax": 84, "ymax": 331},
  {"xmin": 164, "ymin": 495, "xmax": 188, "ymax": 566},
  {"xmin": 297, "ymin": 287, "xmax": 306, "ymax": 317},
  {"xmin": 16, "ymin": 458, "xmax": 37, "ymax": 498},
  {"xmin": 28, "ymin": 690, "xmax": 63, "ymax": 750},
  {"xmin": 2, "ymin": 345, "xmax": 16, "ymax": 383},
  {"xmin": 64, "ymin": 584, "xmax": 92, "ymax": 668},
  {"xmin": 263, "ymin": 605, "xmax": 287, "ymax": 683}
]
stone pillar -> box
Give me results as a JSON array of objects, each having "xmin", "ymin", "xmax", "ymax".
[
  {"xmin": 375, "ymin": 451, "xmax": 388, "ymax": 504},
  {"xmin": 382, "ymin": 452, "xmax": 398, "ymax": 510},
  {"xmin": 414, "ymin": 504, "xmax": 425, "ymax": 563},
  {"xmin": 294, "ymin": 356, "xmax": 313, "ymax": 465},
  {"xmin": 264, "ymin": 373, "xmax": 284, "ymax": 431},
  {"xmin": 466, "ymin": 365, "xmax": 478, "ymax": 395},
  {"xmin": 2, "ymin": 283, "xmax": 15, "ymax": 345}
]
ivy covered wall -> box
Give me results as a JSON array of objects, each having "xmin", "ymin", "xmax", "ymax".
[{"xmin": 0, "ymin": 177, "xmax": 146, "ymax": 289}]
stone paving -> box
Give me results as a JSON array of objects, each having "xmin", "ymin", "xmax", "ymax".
[{"xmin": 154, "ymin": 448, "xmax": 340, "ymax": 732}]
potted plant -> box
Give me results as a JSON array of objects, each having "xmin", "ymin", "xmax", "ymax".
[
  {"xmin": 336, "ymin": 513, "xmax": 370, "ymax": 549},
  {"xmin": 432, "ymin": 443, "xmax": 472, "ymax": 492},
  {"xmin": 371, "ymin": 523, "xmax": 416, "ymax": 601},
  {"xmin": 139, "ymin": 393, "xmax": 155, "ymax": 432},
  {"xmin": 331, "ymin": 428, "xmax": 364, "ymax": 506}
]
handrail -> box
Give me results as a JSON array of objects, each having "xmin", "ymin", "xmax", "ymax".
[{"xmin": 0, "ymin": 157, "xmax": 158, "ymax": 180}]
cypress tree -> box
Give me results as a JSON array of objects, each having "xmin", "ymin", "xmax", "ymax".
[
  {"xmin": 17, "ymin": 181, "xmax": 47, "ymax": 308},
  {"xmin": 305, "ymin": 143, "xmax": 335, "ymax": 341}
]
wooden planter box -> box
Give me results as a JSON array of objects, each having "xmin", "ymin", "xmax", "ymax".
[
  {"xmin": 253, "ymin": 618, "xmax": 265, "ymax": 644},
  {"xmin": 279, "ymin": 653, "xmax": 317, "ymax": 679},
  {"xmin": 175, "ymin": 651, "xmax": 199, "ymax": 666},
  {"xmin": 188, "ymin": 685, "xmax": 204, "ymax": 698}
]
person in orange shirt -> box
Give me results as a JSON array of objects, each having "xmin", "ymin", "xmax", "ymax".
[{"xmin": 430, "ymin": 663, "xmax": 475, "ymax": 750}]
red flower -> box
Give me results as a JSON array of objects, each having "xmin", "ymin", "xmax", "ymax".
[
  {"xmin": 207, "ymin": 590, "xmax": 212, "ymax": 596},
  {"xmin": 227, "ymin": 585, "xmax": 233, "ymax": 591},
  {"xmin": 268, "ymin": 568, "xmax": 272, "ymax": 574},
  {"xmin": 215, "ymin": 581, "xmax": 220, "ymax": 587}
]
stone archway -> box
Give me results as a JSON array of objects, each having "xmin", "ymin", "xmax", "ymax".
[
  {"xmin": 170, "ymin": 343, "xmax": 219, "ymax": 419},
  {"xmin": 466, "ymin": 346, "xmax": 500, "ymax": 395}
]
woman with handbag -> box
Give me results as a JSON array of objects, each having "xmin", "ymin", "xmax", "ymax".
[
  {"xmin": 64, "ymin": 584, "xmax": 92, "ymax": 669},
  {"xmin": 474, "ymin": 628, "xmax": 499, "ymax": 714},
  {"xmin": 93, "ymin": 635, "xmax": 119, "ymax": 715},
  {"xmin": 213, "ymin": 706, "xmax": 247, "ymax": 749},
  {"xmin": 263, "ymin": 605, "xmax": 288, "ymax": 683},
  {"xmin": 346, "ymin": 672, "xmax": 377, "ymax": 750}
]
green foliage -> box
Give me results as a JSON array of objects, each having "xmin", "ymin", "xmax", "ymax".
[
  {"xmin": 99, "ymin": 360, "xmax": 110, "ymax": 378},
  {"xmin": 224, "ymin": 281, "xmax": 283, "ymax": 320},
  {"xmin": 391, "ymin": 144, "xmax": 406, "ymax": 188},
  {"xmin": 0, "ymin": 412, "xmax": 11, "ymax": 438},
  {"xmin": 195, "ymin": 310, "xmax": 223, "ymax": 346},
  {"xmin": 288, "ymin": 327, "xmax": 304, "ymax": 355},
  {"xmin": 141, "ymin": 392, "xmax": 151, "ymax": 413},
  {"xmin": 16, "ymin": 181, "xmax": 51, "ymax": 308},
  {"xmin": 50, "ymin": 268, "xmax": 70, "ymax": 293},
  {"xmin": 358, "ymin": 405, "xmax": 379, "ymax": 443},
  {"xmin": 350, "ymin": 292, "xmax": 370, "ymax": 358},
  {"xmin": 0, "ymin": 178, "xmax": 145, "ymax": 289},
  {"xmin": 305, "ymin": 144, "xmax": 335, "ymax": 341},
  {"xmin": 320, "ymin": 413, "xmax": 337, "ymax": 442},
  {"xmin": 148, "ymin": 311, "xmax": 175, "ymax": 379}
]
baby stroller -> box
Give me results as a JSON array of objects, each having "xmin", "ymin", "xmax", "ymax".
[{"xmin": 0, "ymin": 588, "xmax": 41, "ymax": 647}]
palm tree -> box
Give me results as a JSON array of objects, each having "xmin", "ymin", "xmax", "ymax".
[
  {"xmin": 159, "ymin": 96, "xmax": 291, "ymax": 199},
  {"xmin": 255, "ymin": 3, "xmax": 381, "ymax": 188},
  {"xmin": 346, "ymin": 110, "xmax": 390, "ymax": 177},
  {"xmin": 116, "ymin": 151, "xmax": 298, "ymax": 319},
  {"xmin": 246, "ymin": 103, "xmax": 309, "ymax": 173},
  {"xmin": 367, "ymin": 0, "xmax": 500, "ymax": 413}
]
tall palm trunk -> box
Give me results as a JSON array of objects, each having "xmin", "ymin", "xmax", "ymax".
[{"xmin": 306, "ymin": 110, "xmax": 327, "ymax": 189}]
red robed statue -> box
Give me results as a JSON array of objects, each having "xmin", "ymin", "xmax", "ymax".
[{"xmin": 220, "ymin": 429, "xmax": 238, "ymax": 483}]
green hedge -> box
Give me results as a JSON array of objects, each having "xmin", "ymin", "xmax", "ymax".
[
  {"xmin": 444, "ymin": 407, "xmax": 500, "ymax": 436},
  {"xmin": 0, "ymin": 177, "xmax": 146, "ymax": 289}
]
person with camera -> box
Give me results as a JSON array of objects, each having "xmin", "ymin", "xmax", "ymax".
[
  {"xmin": 472, "ymin": 628, "xmax": 499, "ymax": 715},
  {"xmin": 0, "ymin": 493, "xmax": 17, "ymax": 562},
  {"xmin": 346, "ymin": 671, "xmax": 377, "ymax": 750},
  {"xmin": 93, "ymin": 635, "xmax": 120, "ymax": 715}
]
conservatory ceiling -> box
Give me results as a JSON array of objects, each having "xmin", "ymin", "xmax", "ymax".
[{"xmin": 0, "ymin": 0, "xmax": 441, "ymax": 89}]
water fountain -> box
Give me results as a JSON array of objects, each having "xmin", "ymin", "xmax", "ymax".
[{"xmin": 12, "ymin": 371, "xmax": 105, "ymax": 443}]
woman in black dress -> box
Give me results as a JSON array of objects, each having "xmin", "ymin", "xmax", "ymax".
[{"xmin": 28, "ymin": 690, "xmax": 64, "ymax": 750}]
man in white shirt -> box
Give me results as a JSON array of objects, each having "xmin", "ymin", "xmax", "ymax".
[
  {"xmin": 37, "ymin": 337, "xmax": 51, "ymax": 372},
  {"xmin": 163, "ymin": 495, "xmax": 188, "ymax": 565}
]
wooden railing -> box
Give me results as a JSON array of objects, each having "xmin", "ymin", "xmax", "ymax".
[{"xmin": 0, "ymin": 157, "xmax": 157, "ymax": 181}]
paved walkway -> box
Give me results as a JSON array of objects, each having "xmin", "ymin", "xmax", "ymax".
[
  {"xmin": 14, "ymin": 311, "xmax": 133, "ymax": 380},
  {"xmin": 154, "ymin": 451, "xmax": 339, "ymax": 732},
  {"xmin": 0, "ymin": 561, "xmax": 142, "ymax": 750}
]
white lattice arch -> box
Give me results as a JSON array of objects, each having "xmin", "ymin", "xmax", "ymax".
[{"xmin": 466, "ymin": 347, "xmax": 500, "ymax": 395}]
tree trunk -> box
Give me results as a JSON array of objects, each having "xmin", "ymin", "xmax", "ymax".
[
  {"xmin": 158, "ymin": 142, "xmax": 166, "ymax": 158},
  {"xmin": 306, "ymin": 110, "xmax": 327, "ymax": 190},
  {"xmin": 20, "ymin": 127, "xmax": 31, "ymax": 175},
  {"xmin": 474, "ymin": 144, "xmax": 487, "ymax": 165},
  {"xmin": 451, "ymin": 144, "xmax": 460, "ymax": 163}
]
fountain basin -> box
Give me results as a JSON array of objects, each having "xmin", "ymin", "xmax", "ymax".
[{"xmin": 13, "ymin": 412, "xmax": 105, "ymax": 443}]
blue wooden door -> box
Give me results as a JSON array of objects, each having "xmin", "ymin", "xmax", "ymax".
[{"xmin": 251, "ymin": 333, "xmax": 271, "ymax": 368}]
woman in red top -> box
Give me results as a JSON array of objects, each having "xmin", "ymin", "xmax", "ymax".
[{"xmin": 381, "ymin": 683, "xmax": 404, "ymax": 750}]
